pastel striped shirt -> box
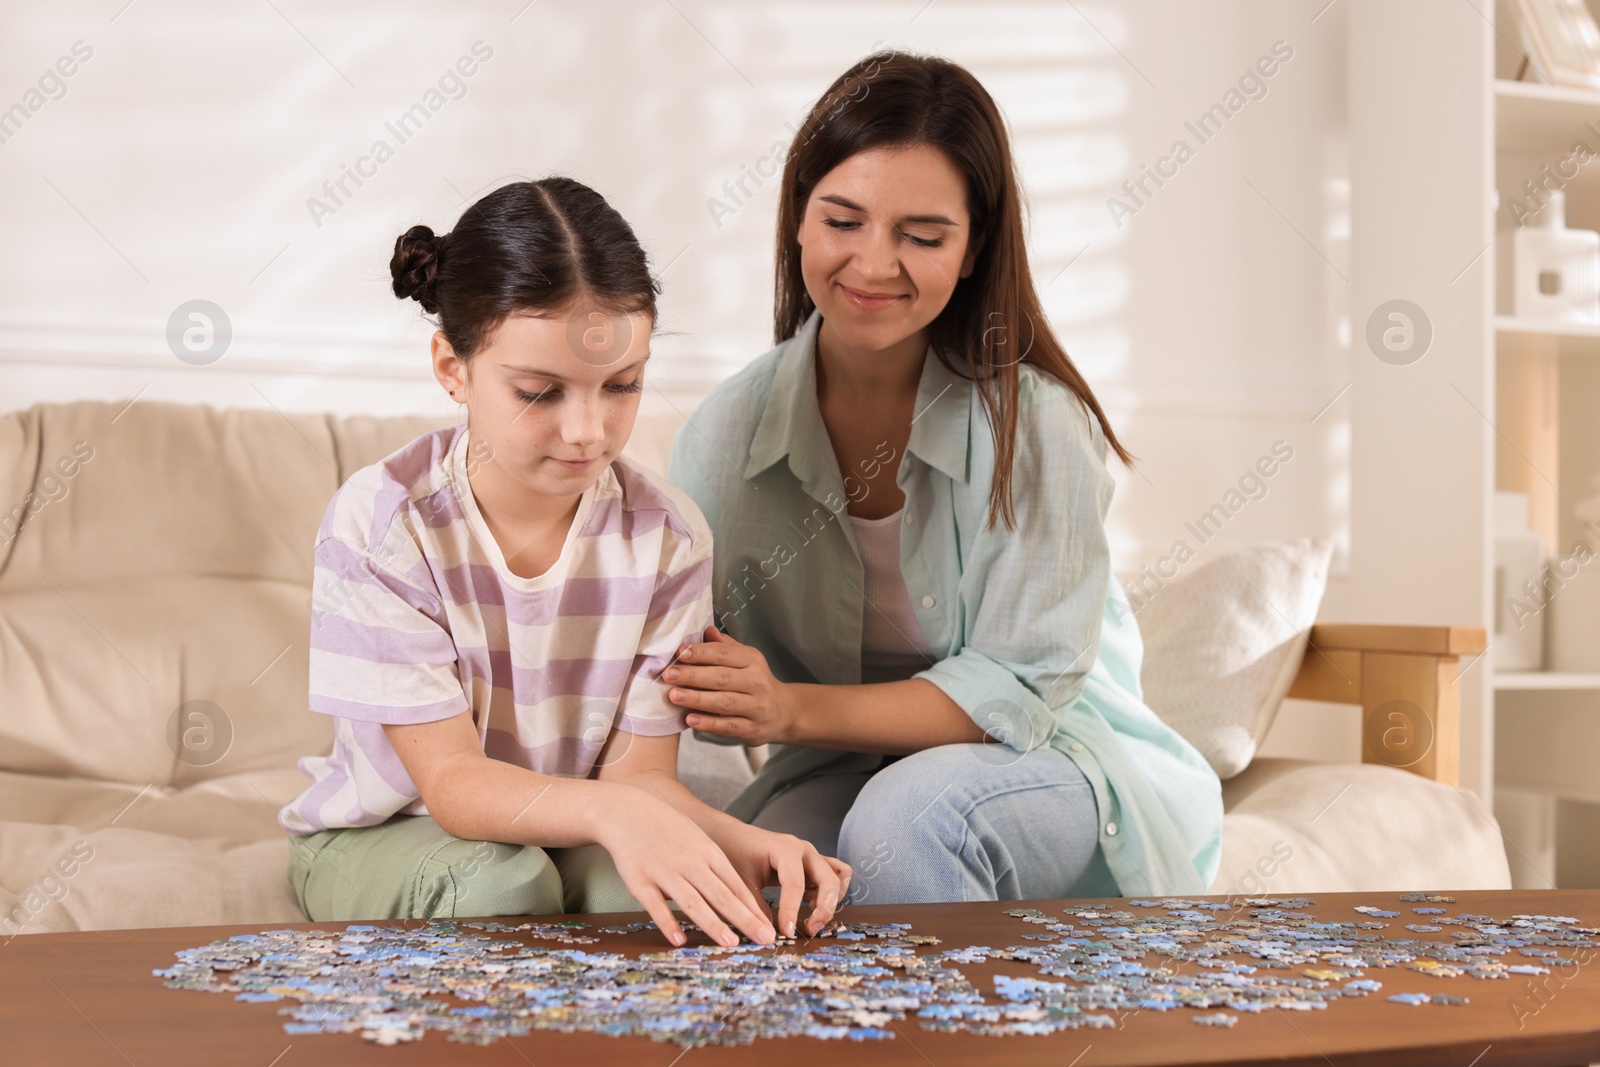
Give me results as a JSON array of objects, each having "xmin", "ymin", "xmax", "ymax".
[{"xmin": 279, "ymin": 423, "xmax": 713, "ymax": 835}]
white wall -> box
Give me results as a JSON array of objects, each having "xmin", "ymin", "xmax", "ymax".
[{"xmin": 0, "ymin": 0, "xmax": 1359, "ymax": 758}]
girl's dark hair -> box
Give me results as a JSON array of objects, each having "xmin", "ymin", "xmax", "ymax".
[
  {"xmin": 775, "ymin": 51, "xmax": 1134, "ymax": 530},
  {"xmin": 391, "ymin": 177, "xmax": 659, "ymax": 359}
]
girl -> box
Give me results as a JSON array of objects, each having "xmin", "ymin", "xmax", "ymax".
[
  {"xmin": 279, "ymin": 178, "xmax": 849, "ymax": 946},
  {"xmin": 666, "ymin": 53, "xmax": 1224, "ymax": 902}
]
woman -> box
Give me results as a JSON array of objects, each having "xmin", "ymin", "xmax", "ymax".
[{"xmin": 666, "ymin": 52, "xmax": 1222, "ymax": 902}]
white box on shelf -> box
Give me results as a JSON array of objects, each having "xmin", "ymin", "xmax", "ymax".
[
  {"xmin": 1514, "ymin": 190, "xmax": 1600, "ymax": 324},
  {"xmin": 1495, "ymin": 491, "xmax": 1547, "ymax": 672}
]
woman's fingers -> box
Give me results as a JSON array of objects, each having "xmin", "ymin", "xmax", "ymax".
[
  {"xmin": 675, "ymin": 638, "xmax": 748, "ymax": 668},
  {"xmin": 662, "ymin": 663, "xmax": 746, "ymax": 693},
  {"xmin": 682, "ymin": 711, "xmax": 744, "ymax": 738},
  {"xmin": 668, "ymin": 686, "xmax": 753, "ymax": 716}
]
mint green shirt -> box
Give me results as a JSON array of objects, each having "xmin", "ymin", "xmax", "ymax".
[{"xmin": 668, "ymin": 310, "xmax": 1222, "ymax": 895}]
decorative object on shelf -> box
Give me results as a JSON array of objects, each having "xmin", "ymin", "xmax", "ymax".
[
  {"xmin": 1495, "ymin": 491, "xmax": 1548, "ymax": 672},
  {"xmin": 1514, "ymin": 189, "xmax": 1600, "ymax": 323},
  {"xmin": 1512, "ymin": 0, "xmax": 1600, "ymax": 89},
  {"xmin": 1551, "ymin": 473, "xmax": 1600, "ymax": 672}
]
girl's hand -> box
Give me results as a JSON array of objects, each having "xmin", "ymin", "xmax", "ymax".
[
  {"xmin": 595, "ymin": 786, "xmax": 776, "ymax": 949},
  {"xmin": 663, "ymin": 626, "xmax": 797, "ymax": 746},
  {"xmin": 715, "ymin": 822, "xmax": 853, "ymax": 938}
]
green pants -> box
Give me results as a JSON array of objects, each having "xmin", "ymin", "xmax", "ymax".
[{"xmin": 288, "ymin": 815, "xmax": 643, "ymax": 921}]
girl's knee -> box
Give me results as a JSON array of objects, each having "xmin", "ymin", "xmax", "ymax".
[{"xmin": 415, "ymin": 838, "xmax": 563, "ymax": 917}]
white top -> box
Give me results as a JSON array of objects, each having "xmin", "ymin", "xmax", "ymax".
[
  {"xmin": 848, "ymin": 506, "xmax": 939, "ymax": 685},
  {"xmin": 278, "ymin": 423, "xmax": 714, "ymax": 834}
]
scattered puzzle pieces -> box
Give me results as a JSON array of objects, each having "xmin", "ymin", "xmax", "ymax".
[{"xmin": 153, "ymin": 896, "xmax": 1596, "ymax": 1048}]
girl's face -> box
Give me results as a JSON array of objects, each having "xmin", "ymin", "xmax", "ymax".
[
  {"xmin": 433, "ymin": 307, "xmax": 651, "ymax": 501},
  {"xmin": 795, "ymin": 142, "xmax": 982, "ymax": 355}
]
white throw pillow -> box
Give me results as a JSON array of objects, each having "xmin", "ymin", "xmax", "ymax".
[{"xmin": 1121, "ymin": 537, "xmax": 1333, "ymax": 779}]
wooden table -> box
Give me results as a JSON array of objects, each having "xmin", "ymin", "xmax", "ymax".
[{"xmin": 5, "ymin": 889, "xmax": 1600, "ymax": 1066}]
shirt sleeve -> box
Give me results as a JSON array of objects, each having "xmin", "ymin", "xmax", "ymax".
[
  {"xmin": 613, "ymin": 507, "xmax": 716, "ymax": 736},
  {"xmin": 307, "ymin": 533, "xmax": 470, "ymax": 725},
  {"xmin": 913, "ymin": 382, "xmax": 1116, "ymax": 753}
]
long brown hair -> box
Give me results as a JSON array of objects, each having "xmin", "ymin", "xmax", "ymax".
[{"xmin": 774, "ymin": 51, "xmax": 1134, "ymax": 529}]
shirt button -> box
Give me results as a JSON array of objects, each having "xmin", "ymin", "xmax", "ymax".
[
  {"xmin": 1105, "ymin": 821, "xmax": 1119, "ymax": 836},
  {"xmin": 1069, "ymin": 742, "xmax": 1085, "ymax": 753},
  {"xmin": 920, "ymin": 595, "xmax": 936, "ymax": 608},
  {"xmin": 904, "ymin": 513, "xmax": 913, "ymax": 525}
]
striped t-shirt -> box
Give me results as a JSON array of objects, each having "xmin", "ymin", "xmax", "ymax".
[{"xmin": 278, "ymin": 423, "xmax": 713, "ymax": 835}]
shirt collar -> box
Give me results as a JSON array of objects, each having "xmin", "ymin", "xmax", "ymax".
[{"xmin": 744, "ymin": 308, "xmax": 973, "ymax": 486}]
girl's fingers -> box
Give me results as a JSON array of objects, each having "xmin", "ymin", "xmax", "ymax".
[
  {"xmin": 827, "ymin": 856, "xmax": 853, "ymax": 897},
  {"xmin": 629, "ymin": 882, "xmax": 687, "ymax": 947},
  {"xmin": 695, "ymin": 864, "xmax": 777, "ymax": 945},
  {"xmin": 804, "ymin": 856, "xmax": 848, "ymax": 935},
  {"xmin": 771, "ymin": 850, "xmax": 806, "ymax": 938},
  {"xmin": 663, "ymin": 877, "xmax": 740, "ymax": 949}
]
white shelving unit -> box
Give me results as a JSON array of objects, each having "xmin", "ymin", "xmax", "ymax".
[{"xmin": 1486, "ymin": 25, "xmax": 1600, "ymax": 888}]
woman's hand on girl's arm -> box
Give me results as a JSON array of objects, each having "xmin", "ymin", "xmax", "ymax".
[
  {"xmin": 660, "ymin": 626, "xmax": 798, "ymax": 746},
  {"xmin": 595, "ymin": 729, "xmax": 850, "ymax": 938},
  {"xmin": 665, "ymin": 625, "xmax": 990, "ymax": 754}
]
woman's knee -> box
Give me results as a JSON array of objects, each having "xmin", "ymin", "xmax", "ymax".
[{"xmin": 836, "ymin": 745, "xmax": 986, "ymax": 862}]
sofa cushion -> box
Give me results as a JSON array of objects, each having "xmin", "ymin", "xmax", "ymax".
[
  {"xmin": 0, "ymin": 401, "xmax": 453, "ymax": 787},
  {"xmin": 1207, "ymin": 758, "xmax": 1511, "ymax": 895},
  {"xmin": 1128, "ymin": 537, "xmax": 1333, "ymax": 779},
  {"xmin": 0, "ymin": 823, "xmax": 303, "ymax": 936},
  {"xmin": 0, "ymin": 766, "xmax": 311, "ymax": 935}
]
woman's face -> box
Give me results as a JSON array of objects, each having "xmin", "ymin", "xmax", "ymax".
[
  {"xmin": 433, "ymin": 307, "xmax": 651, "ymax": 501},
  {"xmin": 796, "ymin": 142, "xmax": 981, "ymax": 355}
]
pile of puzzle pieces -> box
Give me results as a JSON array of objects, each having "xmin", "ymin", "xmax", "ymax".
[{"xmin": 152, "ymin": 894, "xmax": 1598, "ymax": 1047}]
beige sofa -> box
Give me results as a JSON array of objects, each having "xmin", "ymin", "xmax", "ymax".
[{"xmin": 0, "ymin": 400, "xmax": 1511, "ymax": 936}]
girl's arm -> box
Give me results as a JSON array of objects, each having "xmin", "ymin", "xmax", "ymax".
[{"xmin": 382, "ymin": 712, "xmax": 776, "ymax": 947}]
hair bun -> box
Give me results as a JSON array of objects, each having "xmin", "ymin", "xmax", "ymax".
[{"xmin": 391, "ymin": 224, "xmax": 444, "ymax": 313}]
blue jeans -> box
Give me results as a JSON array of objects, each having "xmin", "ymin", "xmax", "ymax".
[{"xmin": 751, "ymin": 742, "xmax": 1107, "ymax": 904}]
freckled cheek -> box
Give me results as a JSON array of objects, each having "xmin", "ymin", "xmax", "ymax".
[{"xmin": 605, "ymin": 401, "xmax": 641, "ymax": 451}]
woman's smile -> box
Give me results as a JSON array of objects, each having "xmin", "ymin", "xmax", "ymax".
[{"xmin": 837, "ymin": 282, "xmax": 908, "ymax": 311}]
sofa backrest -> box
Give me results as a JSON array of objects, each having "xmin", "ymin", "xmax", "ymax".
[{"xmin": 0, "ymin": 400, "xmax": 455, "ymax": 788}]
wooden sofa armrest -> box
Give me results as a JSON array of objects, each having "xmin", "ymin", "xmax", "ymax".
[{"xmin": 1284, "ymin": 623, "xmax": 1487, "ymax": 786}]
